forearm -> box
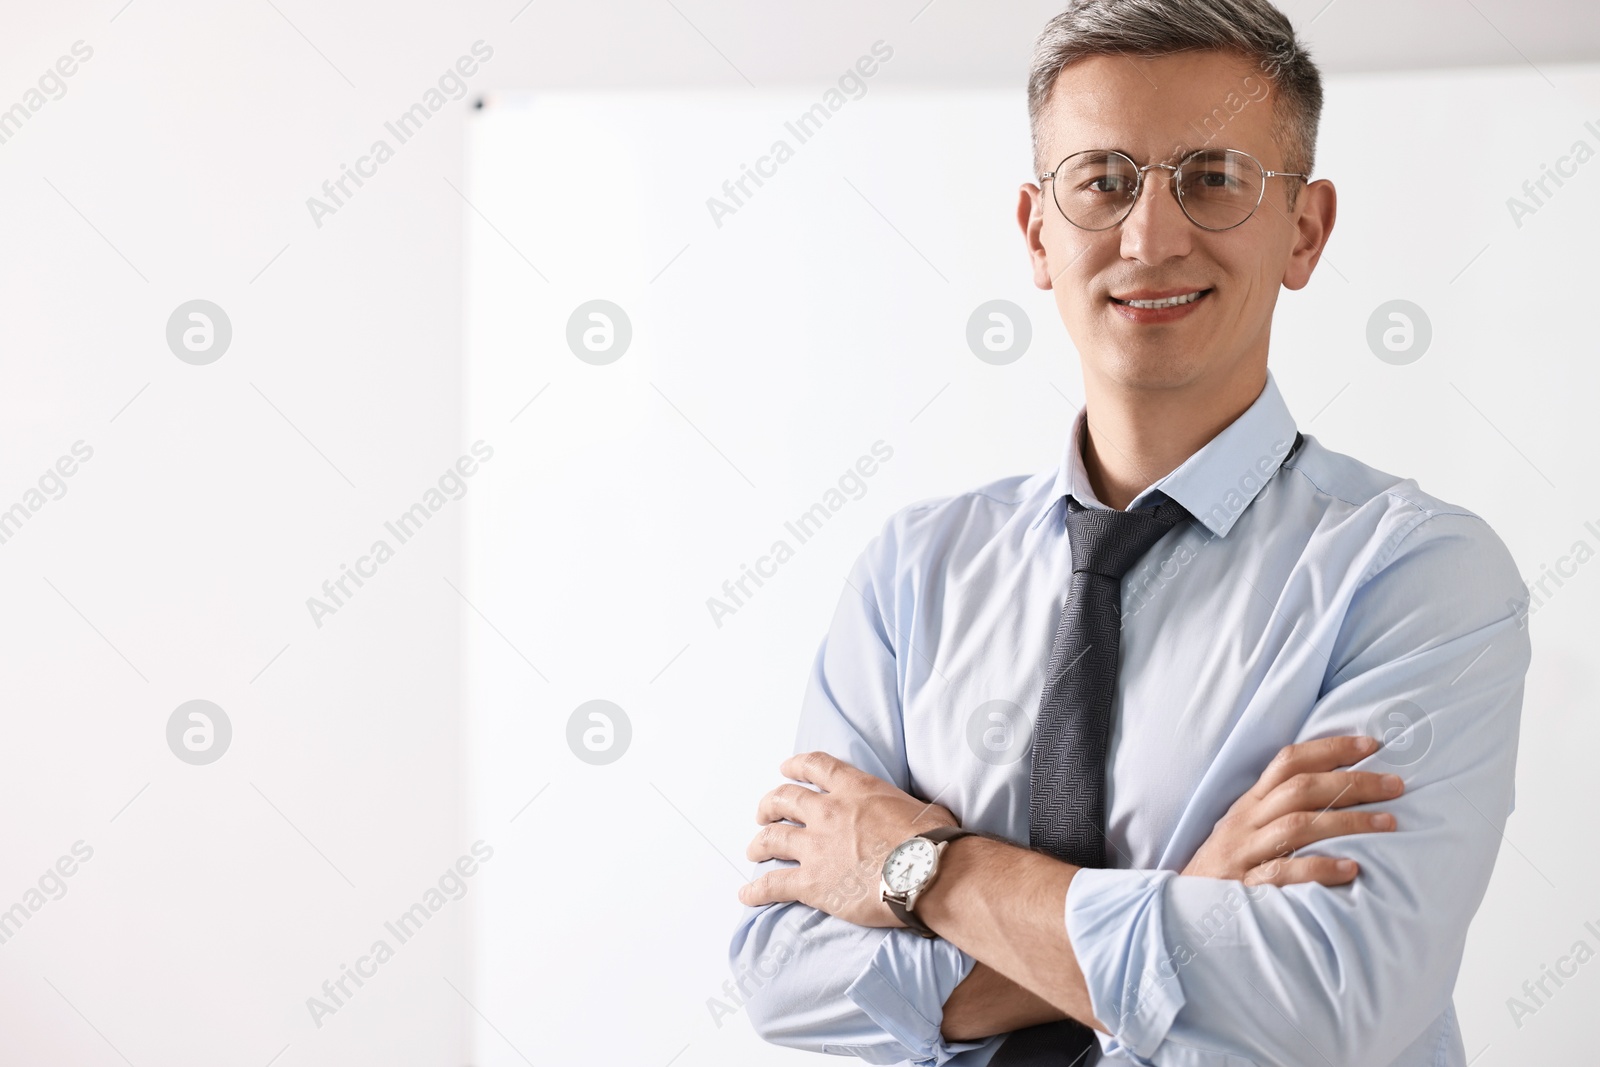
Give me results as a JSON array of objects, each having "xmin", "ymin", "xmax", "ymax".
[
  {"xmin": 940, "ymin": 961, "xmax": 1068, "ymax": 1041},
  {"xmin": 915, "ymin": 835, "xmax": 1107, "ymax": 1033}
]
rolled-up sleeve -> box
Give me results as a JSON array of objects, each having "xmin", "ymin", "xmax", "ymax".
[
  {"xmin": 731, "ymin": 515, "xmax": 991, "ymax": 1065},
  {"xmin": 1065, "ymin": 511, "xmax": 1532, "ymax": 1066}
]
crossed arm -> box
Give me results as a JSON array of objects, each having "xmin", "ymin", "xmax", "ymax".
[
  {"xmin": 730, "ymin": 511, "xmax": 1531, "ymax": 1065},
  {"xmin": 740, "ymin": 736, "xmax": 1403, "ymax": 1043}
]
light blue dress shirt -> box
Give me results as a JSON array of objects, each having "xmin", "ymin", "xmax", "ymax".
[{"xmin": 728, "ymin": 369, "xmax": 1531, "ymax": 1066}]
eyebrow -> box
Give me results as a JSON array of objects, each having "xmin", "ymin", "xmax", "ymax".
[{"xmin": 1064, "ymin": 146, "xmax": 1233, "ymax": 165}]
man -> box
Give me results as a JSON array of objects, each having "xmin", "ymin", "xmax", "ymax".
[{"xmin": 729, "ymin": 1, "xmax": 1531, "ymax": 1064}]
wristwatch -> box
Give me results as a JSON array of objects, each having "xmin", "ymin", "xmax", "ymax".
[{"xmin": 880, "ymin": 825, "xmax": 977, "ymax": 938}]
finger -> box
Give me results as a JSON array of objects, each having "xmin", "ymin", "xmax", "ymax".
[
  {"xmin": 738, "ymin": 870, "xmax": 798, "ymax": 907},
  {"xmin": 1252, "ymin": 808, "xmax": 1396, "ymax": 860},
  {"xmin": 1251, "ymin": 770, "xmax": 1405, "ymax": 828},
  {"xmin": 745, "ymin": 822, "xmax": 802, "ymax": 863},
  {"xmin": 779, "ymin": 750, "xmax": 857, "ymax": 791},
  {"xmin": 1243, "ymin": 855, "xmax": 1360, "ymax": 888},
  {"xmin": 755, "ymin": 783, "xmax": 820, "ymax": 826},
  {"xmin": 1248, "ymin": 735, "xmax": 1380, "ymax": 800}
]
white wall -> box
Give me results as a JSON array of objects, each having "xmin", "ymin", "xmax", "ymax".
[
  {"xmin": 0, "ymin": 1, "xmax": 1595, "ymax": 1064},
  {"xmin": 0, "ymin": 5, "xmax": 484, "ymax": 1066}
]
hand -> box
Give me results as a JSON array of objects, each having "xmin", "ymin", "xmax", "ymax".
[
  {"xmin": 738, "ymin": 751, "xmax": 959, "ymax": 928},
  {"xmin": 1183, "ymin": 735, "xmax": 1403, "ymax": 886}
]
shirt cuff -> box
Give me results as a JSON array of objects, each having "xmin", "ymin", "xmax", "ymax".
[
  {"xmin": 844, "ymin": 927, "xmax": 992, "ymax": 1066},
  {"xmin": 1065, "ymin": 866, "xmax": 1187, "ymax": 1063}
]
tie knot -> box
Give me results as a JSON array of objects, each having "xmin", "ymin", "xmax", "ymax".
[{"xmin": 1065, "ymin": 495, "xmax": 1192, "ymax": 578}]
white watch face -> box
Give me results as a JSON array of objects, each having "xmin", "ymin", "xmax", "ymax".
[{"xmin": 883, "ymin": 838, "xmax": 937, "ymax": 894}]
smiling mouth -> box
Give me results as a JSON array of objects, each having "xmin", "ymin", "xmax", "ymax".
[{"xmin": 1110, "ymin": 289, "xmax": 1212, "ymax": 309}]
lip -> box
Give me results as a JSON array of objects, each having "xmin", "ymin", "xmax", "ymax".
[
  {"xmin": 1110, "ymin": 287, "xmax": 1210, "ymax": 301},
  {"xmin": 1109, "ymin": 287, "xmax": 1212, "ymax": 324}
]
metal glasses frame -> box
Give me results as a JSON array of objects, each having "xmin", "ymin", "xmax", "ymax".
[{"xmin": 1039, "ymin": 147, "xmax": 1309, "ymax": 232}]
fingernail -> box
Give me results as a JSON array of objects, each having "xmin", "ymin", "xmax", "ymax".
[
  {"xmin": 1373, "ymin": 813, "xmax": 1396, "ymax": 829},
  {"xmin": 1382, "ymin": 774, "xmax": 1403, "ymax": 792},
  {"xmin": 1358, "ymin": 736, "xmax": 1379, "ymax": 752},
  {"xmin": 1337, "ymin": 859, "xmax": 1357, "ymax": 874}
]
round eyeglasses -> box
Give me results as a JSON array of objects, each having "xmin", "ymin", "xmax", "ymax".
[{"xmin": 1040, "ymin": 147, "xmax": 1308, "ymax": 232}]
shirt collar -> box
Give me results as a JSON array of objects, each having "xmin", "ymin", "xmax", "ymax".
[{"xmin": 1029, "ymin": 368, "xmax": 1301, "ymax": 539}]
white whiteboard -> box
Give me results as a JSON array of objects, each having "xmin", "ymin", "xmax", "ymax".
[{"xmin": 462, "ymin": 70, "xmax": 1600, "ymax": 1065}]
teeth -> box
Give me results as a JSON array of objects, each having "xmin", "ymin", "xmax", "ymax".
[{"xmin": 1120, "ymin": 290, "xmax": 1205, "ymax": 309}]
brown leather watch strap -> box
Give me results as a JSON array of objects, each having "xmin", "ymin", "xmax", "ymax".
[
  {"xmin": 884, "ymin": 826, "xmax": 976, "ymax": 938},
  {"xmin": 920, "ymin": 825, "xmax": 973, "ymax": 845}
]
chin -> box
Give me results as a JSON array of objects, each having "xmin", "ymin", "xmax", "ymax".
[{"xmin": 1089, "ymin": 347, "xmax": 1210, "ymax": 391}]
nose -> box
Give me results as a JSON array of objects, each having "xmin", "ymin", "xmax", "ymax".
[{"xmin": 1118, "ymin": 164, "xmax": 1193, "ymax": 265}]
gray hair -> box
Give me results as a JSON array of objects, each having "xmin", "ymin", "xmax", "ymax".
[{"xmin": 1027, "ymin": 0, "xmax": 1323, "ymax": 208}]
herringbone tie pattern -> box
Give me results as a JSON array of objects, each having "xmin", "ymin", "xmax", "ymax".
[{"xmin": 989, "ymin": 493, "xmax": 1193, "ymax": 1067}]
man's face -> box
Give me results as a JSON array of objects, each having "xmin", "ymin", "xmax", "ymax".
[{"xmin": 1020, "ymin": 49, "xmax": 1333, "ymax": 395}]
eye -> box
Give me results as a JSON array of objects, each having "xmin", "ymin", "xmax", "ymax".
[{"xmin": 1085, "ymin": 175, "xmax": 1131, "ymax": 195}]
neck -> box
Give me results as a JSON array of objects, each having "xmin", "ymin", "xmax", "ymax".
[{"xmin": 1079, "ymin": 364, "xmax": 1267, "ymax": 511}]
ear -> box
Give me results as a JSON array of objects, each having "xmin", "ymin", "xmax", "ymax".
[
  {"xmin": 1282, "ymin": 178, "xmax": 1336, "ymax": 292},
  {"xmin": 1018, "ymin": 182, "xmax": 1054, "ymax": 290}
]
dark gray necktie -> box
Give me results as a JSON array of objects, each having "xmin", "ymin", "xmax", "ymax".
[{"xmin": 990, "ymin": 492, "xmax": 1193, "ymax": 1067}]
